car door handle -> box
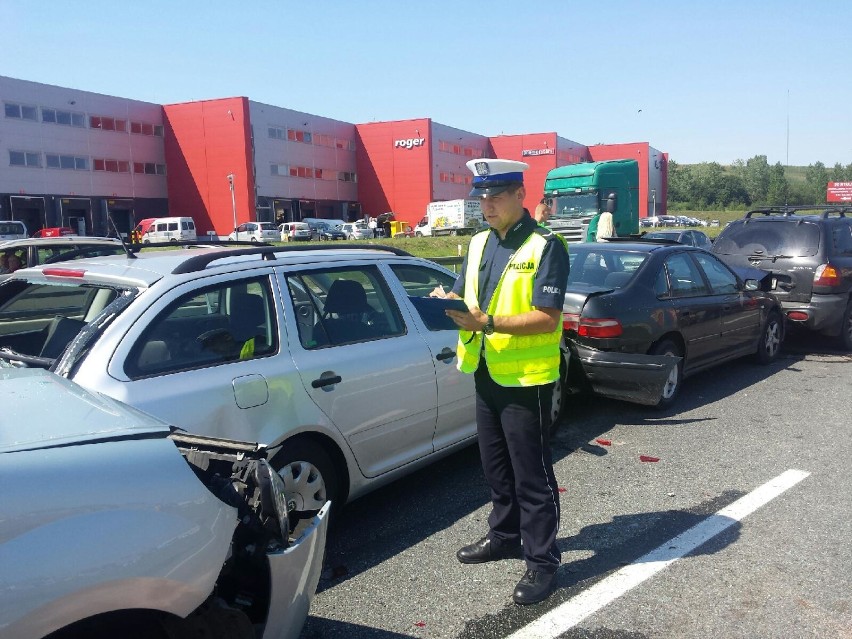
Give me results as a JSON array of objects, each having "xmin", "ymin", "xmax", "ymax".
[
  {"xmin": 311, "ymin": 373, "xmax": 342, "ymax": 388},
  {"xmin": 436, "ymin": 347, "xmax": 456, "ymax": 361}
]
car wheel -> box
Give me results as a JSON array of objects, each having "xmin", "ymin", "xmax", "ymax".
[
  {"xmin": 840, "ymin": 301, "xmax": 852, "ymax": 351},
  {"xmin": 272, "ymin": 439, "xmax": 339, "ymax": 532},
  {"xmin": 549, "ymin": 356, "xmax": 568, "ymax": 434},
  {"xmin": 755, "ymin": 311, "xmax": 783, "ymax": 363},
  {"xmin": 250, "ymin": 237, "xmax": 257, "ymax": 243},
  {"xmin": 650, "ymin": 338, "xmax": 682, "ymax": 410}
]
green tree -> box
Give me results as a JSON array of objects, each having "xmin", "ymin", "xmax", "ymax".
[
  {"xmin": 667, "ymin": 160, "xmax": 694, "ymax": 207},
  {"xmin": 743, "ymin": 155, "xmax": 770, "ymax": 204},
  {"xmin": 829, "ymin": 163, "xmax": 846, "ymax": 182},
  {"xmin": 766, "ymin": 162, "xmax": 789, "ymax": 206},
  {"xmin": 805, "ymin": 162, "xmax": 829, "ymax": 203}
]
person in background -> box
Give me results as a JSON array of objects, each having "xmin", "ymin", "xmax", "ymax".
[
  {"xmin": 585, "ymin": 192, "xmax": 617, "ymax": 242},
  {"xmin": 432, "ymin": 158, "xmax": 569, "ymax": 605},
  {"xmin": 0, "ymin": 253, "xmax": 10, "ymax": 274},
  {"xmin": 533, "ymin": 198, "xmax": 552, "ymax": 224},
  {"xmin": 6, "ymin": 253, "xmax": 23, "ymax": 272}
]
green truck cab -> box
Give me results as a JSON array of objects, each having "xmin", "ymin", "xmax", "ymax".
[{"xmin": 543, "ymin": 159, "xmax": 639, "ymax": 243}]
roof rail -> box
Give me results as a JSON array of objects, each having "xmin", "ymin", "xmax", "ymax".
[
  {"xmin": 744, "ymin": 204, "xmax": 850, "ymax": 219},
  {"xmin": 171, "ymin": 243, "xmax": 413, "ymax": 275}
]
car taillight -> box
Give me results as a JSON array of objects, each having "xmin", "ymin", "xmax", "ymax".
[
  {"xmin": 563, "ymin": 313, "xmax": 580, "ymax": 332},
  {"xmin": 813, "ymin": 264, "xmax": 841, "ymax": 286},
  {"xmin": 42, "ymin": 267, "xmax": 86, "ymax": 278},
  {"xmin": 578, "ymin": 317, "xmax": 623, "ymax": 338}
]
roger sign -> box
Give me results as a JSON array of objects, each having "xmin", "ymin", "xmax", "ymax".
[{"xmin": 394, "ymin": 138, "xmax": 425, "ymax": 149}]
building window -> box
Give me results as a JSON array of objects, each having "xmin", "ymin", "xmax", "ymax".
[
  {"xmin": 10, "ymin": 150, "xmax": 41, "ymax": 167},
  {"xmin": 287, "ymin": 128, "xmax": 312, "ymax": 144},
  {"xmin": 45, "ymin": 153, "xmax": 89, "ymax": 170},
  {"xmin": 129, "ymin": 120, "xmax": 162, "ymax": 136},
  {"xmin": 94, "ymin": 158, "xmax": 133, "ymax": 173},
  {"xmin": 132, "ymin": 162, "xmax": 166, "ymax": 175},
  {"xmin": 338, "ymin": 171, "xmax": 357, "ymax": 183},
  {"xmin": 269, "ymin": 126, "xmax": 286, "ymax": 140},
  {"xmin": 5, "ymin": 103, "xmax": 38, "ymax": 121}
]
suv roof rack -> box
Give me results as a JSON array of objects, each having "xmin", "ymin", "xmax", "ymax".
[
  {"xmin": 744, "ymin": 205, "xmax": 850, "ymax": 219},
  {"xmin": 171, "ymin": 243, "xmax": 413, "ymax": 275}
]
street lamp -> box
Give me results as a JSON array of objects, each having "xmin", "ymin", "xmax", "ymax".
[
  {"xmin": 651, "ymin": 189, "xmax": 657, "ymax": 217},
  {"xmin": 227, "ymin": 173, "xmax": 237, "ymax": 241}
]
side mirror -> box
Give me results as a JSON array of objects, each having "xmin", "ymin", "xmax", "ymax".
[
  {"xmin": 743, "ymin": 279, "xmax": 759, "ymax": 291},
  {"xmin": 605, "ymin": 193, "xmax": 617, "ymax": 214}
]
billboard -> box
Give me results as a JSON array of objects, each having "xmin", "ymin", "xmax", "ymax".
[{"xmin": 827, "ymin": 181, "xmax": 852, "ymax": 202}]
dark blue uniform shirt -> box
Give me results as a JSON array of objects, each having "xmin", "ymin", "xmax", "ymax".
[{"xmin": 451, "ymin": 211, "xmax": 569, "ymax": 311}]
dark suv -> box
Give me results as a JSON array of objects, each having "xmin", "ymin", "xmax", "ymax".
[{"xmin": 712, "ymin": 206, "xmax": 852, "ymax": 349}]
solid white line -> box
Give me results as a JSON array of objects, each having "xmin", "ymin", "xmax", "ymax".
[{"xmin": 507, "ymin": 469, "xmax": 811, "ymax": 639}]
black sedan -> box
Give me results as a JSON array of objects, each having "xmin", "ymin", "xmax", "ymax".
[
  {"xmin": 643, "ymin": 229, "xmax": 713, "ymax": 250},
  {"xmin": 312, "ymin": 223, "xmax": 347, "ymax": 241},
  {"xmin": 563, "ymin": 240, "xmax": 784, "ymax": 408}
]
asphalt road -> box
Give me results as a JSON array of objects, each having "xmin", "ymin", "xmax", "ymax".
[{"xmin": 300, "ymin": 332, "xmax": 852, "ymax": 639}]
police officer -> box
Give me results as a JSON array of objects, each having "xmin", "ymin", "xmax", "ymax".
[{"xmin": 433, "ymin": 158, "xmax": 569, "ymax": 605}]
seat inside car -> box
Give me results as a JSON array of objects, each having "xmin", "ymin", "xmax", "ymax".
[{"xmin": 317, "ymin": 279, "xmax": 376, "ymax": 344}]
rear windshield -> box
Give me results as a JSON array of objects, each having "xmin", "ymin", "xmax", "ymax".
[
  {"xmin": 259, "ymin": 223, "xmax": 277, "ymax": 230},
  {"xmin": 0, "ymin": 222, "xmax": 25, "ymax": 235},
  {"xmin": 568, "ymin": 248, "xmax": 648, "ymax": 288},
  {"xmin": 713, "ymin": 220, "xmax": 820, "ymax": 257}
]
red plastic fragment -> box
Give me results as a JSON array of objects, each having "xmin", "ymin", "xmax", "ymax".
[
  {"xmin": 414, "ymin": 621, "xmax": 426, "ymax": 628},
  {"xmin": 595, "ymin": 438, "xmax": 612, "ymax": 446},
  {"xmin": 639, "ymin": 455, "xmax": 660, "ymax": 463},
  {"xmin": 558, "ymin": 487, "xmax": 567, "ymax": 493}
]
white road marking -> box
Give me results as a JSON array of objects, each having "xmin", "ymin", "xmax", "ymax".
[{"xmin": 507, "ymin": 469, "xmax": 811, "ymax": 639}]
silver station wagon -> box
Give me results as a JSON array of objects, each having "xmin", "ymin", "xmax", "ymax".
[{"xmin": 0, "ymin": 245, "xmax": 570, "ymax": 524}]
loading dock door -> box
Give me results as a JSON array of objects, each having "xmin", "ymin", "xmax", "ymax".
[
  {"xmin": 10, "ymin": 196, "xmax": 46, "ymax": 236},
  {"xmin": 60, "ymin": 198, "xmax": 92, "ymax": 236}
]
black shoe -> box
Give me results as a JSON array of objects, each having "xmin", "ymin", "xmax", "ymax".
[
  {"xmin": 456, "ymin": 536, "xmax": 521, "ymax": 564},
  {"xmin": 513, "ymin": 569, "xmax": 557, "ymax": 605}
]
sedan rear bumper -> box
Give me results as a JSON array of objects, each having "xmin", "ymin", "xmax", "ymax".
[{"xmin": 570, "ymin": 343, "xmax": 681, "ymax": 406}]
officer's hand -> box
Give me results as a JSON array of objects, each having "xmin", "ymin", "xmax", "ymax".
[{"xmin": 447, "ymin": 306, "xmax": 487, "ymax": 331}]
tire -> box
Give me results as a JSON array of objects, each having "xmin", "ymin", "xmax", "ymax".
[
  {"xmin": 755, "ymin": 311, "xmax": 783, "ymax": 363},
  {"xmin": 840, "ymin": 302, "xmax": 852, "ymax": 351},
  {"xmin": 650, "ymin": 338, "xmax": 682, "ymax": 410},
  {"xmin": 271, "ymin": 439, "xmax": 339, "ymax": 532},
  {"xmin": 549, "ymin": 356, "xmax": 568, "ymax": 435}
]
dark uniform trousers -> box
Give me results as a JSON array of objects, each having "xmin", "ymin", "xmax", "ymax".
[{"xmin": 474, "ymin": 361, "xmax": 561, "ymax": 574}]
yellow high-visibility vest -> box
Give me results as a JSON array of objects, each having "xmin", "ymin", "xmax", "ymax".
[{"xmin": 457, "ymin": 229, "xmax": 562, "ymax": 387}]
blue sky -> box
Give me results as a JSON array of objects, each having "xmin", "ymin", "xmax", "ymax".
[{"xmin": 5, "ymin": 1, "xmax": 850, "ymax": 167}]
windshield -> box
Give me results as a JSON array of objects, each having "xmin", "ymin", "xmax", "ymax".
[
  {"xmin": 713, "ymin": 220, "xmax": 820, "ymax": 257},
  {"xmin": 550, "ymin": 193, "xmax": 599, "ymax": 220}
]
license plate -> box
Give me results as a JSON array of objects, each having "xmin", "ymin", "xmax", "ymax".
[{"xmin": 567, "ymin": 220, "xmax": 581, "ymax": 228}]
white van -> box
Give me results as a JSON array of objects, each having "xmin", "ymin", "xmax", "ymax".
[
  {"xmin": 133, "ymin": 217, "xmax": 197, "ymax": 243},
  {"xmin": 0, "ymin": 220, "xmax": 28, "ymax": 241}
]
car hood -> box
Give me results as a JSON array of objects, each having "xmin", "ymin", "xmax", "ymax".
[{"xmin": 0, "ymin": 368, "xmax": 170, "ymax": 453}]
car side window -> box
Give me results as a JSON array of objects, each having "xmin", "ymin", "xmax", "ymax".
[
  {"xmin": 389, "ymin": 263, "xmax": 459, "ymax": 331},
  {"xmin": 286, "ymin": 266, "xmax": 404, "ymax": 349},
  {"xmin": 663, "ymin": 254, "xmax": 710, "ymax": 298},
  {"xmin": 692, "ymin": 252, "xmax": 739, "ymax": 294},
  {"xmin": 832, "ymin": 222, "xmax": 852, "ymax": 256},
  {"xmin": 126, "ymin": 277, "xmax": 277, "ymax": 379}
]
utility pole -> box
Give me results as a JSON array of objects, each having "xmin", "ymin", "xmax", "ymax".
[{"xmin": 227, "ymin": 173, "xmax": 237, "ymax": 240}]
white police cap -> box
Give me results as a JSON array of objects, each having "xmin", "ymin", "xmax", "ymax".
[{"xmin": 466, "ymin": 158, "xmax": 530, "ymax": 197}]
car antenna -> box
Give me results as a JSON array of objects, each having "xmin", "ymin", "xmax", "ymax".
[{"xmin": 107, "ymin": 213, "xmax": 137, "ymax": 259}]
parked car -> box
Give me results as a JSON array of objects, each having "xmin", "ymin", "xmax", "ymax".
[
  {"xmin": 132, "ymin": 217, "xmax": 197, "ymax": 243},
  {"xmin": 341, "ymin": 221, "xmax": 373, "ymax": 240},
  {"xmin": 643, "ymin": 229, "xmax": 713, "ymax": 250},
  {"xmin": 656, "ymin": 215, "xmax": 679, "ymax": 227},
  {"xmin": 0, "ymin": 365, "xmax": 328, "ymax": 639},
  {"xmin": 309, "ymin": 221, "xmax": 347, "ymax": 241},
  {"xmin": 712, "ymin": 206, "xmax": 852, "ymax": 349},
  {"xmin": 562, "ymin": 239, "xmax": 784, "ymax": 408},
  {"xmin": 279, "ymin": 221, "xmax": 312, "ymax": 242},
  {"xmin": 229, "ymin": 222, "xmax": 280, "ymax": 243},
  {"xmin": 0, "ymin": 245, "xmax": 568, "ymax": 523},
  {"xmin": 0, "ymin": 220, "xmax": 28, "ymax": 241},
  {"xmin": 0, "ymin": 236, "xmax": 125, "ymax": 281}
]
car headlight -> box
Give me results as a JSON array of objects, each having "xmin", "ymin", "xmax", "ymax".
[{"xmin": 255, "ymin": 459, "xmax": 290, "ymax": 544}]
